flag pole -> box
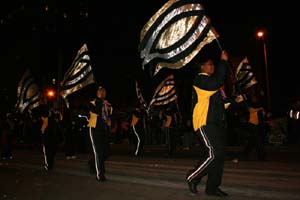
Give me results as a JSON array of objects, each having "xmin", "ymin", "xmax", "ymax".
[
  {"xmin": 215, "ymin": 38, "xmax": 248, "ymax": 106},
  {"xmin": 215, "ymin": 38, "xmax": 223, "ymax": 52}
]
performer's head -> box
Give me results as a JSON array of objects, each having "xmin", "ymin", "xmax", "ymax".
[
  {"xmin": 192, "ymin": 47, "xmax": 216, "ymax": 75},
  {"xmin": 199, "ymin": 59, "xmax": 215, "ymax": 75},
  {"xmin": 96, "ymin": 86, "xmax": 106, "ymax": 99}
]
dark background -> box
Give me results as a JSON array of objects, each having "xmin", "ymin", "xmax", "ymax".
[{"xmin": 0, "ymin": 0, "xmax": 297, "ymax": 115}]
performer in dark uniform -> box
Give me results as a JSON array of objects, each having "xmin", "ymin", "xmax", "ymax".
[
  {"xmin": 186, "ymin": 51, "xmax": 243, "ymax": 196},
  {"xmin": 87, "ymin": 86, "xmax": 112, "ymax": 182},
  {"xmin": 163, "ymin": 102, "xmax": 181, "ymax": 158},
  {"xmin": 40, "ymin": 105, "xmax": 62, "ymax": 171}
]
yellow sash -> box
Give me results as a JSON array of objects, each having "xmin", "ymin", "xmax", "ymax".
[
  {"xmin": 164, "ymin": 115, "xmax": 172, "ymax": 128},
  {"xmin": 41, "ymin": 116, "xmax": 48, "ymax": 134}
]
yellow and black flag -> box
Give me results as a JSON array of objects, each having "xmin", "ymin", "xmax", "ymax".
[
  {"xmin": 60, "ymin": 43, "xmax": 96, "ymax": 107},
  {"xmin": 139, "ymin": 0, "xmax": 219, "ymax": 76}
]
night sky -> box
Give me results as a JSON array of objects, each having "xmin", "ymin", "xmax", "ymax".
[{"xmin": 0, "ymin": 0, "xmax": 297, "ymax": 115}]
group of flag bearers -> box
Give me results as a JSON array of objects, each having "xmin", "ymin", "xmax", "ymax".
[{"xmin": 11, "ymin": 0, "xmax": 263, "ymax": 197}]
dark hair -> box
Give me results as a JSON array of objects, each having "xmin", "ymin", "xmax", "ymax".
[
  {"xmin": 97, "ymin": 86, "xmax": 106, "ymax": 91},
  {"xmin": 191, "ymin": 42, "xmax": 220, "ymax": 67}
]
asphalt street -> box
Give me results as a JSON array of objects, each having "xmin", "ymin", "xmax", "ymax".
[{"xmin": 1, "ymin": 144, "xmax": 300, "ymax": 200}]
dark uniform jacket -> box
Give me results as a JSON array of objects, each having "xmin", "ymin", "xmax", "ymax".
[
  {"xmin": 192, "ymin": 60, "xmax": 228, "ymax": 130},
  {"xmin": 88, "ymin": 97, "xmax": 112, "ymax": 132}
]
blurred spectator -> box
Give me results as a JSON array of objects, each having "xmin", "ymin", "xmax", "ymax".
[{"xmin": 287, "ymin": 98, "xmax": 300, "ymax": 145}]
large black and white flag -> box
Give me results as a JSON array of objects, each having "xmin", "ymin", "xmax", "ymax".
[
  {"xmin": 139, "ymin": 0, "xmax": 219, "ymax": 76},
  {"xmin": 15, "ymin": 69, "xmax": 42, "ymax": 114},
  {"xmin": 60, "ymin": 43, "xmax": 96, "ymax": 107},
  {"xmin": 235, "ymin": 57, "xmax": 257, "ymax": 92},
  {"xmin": 148, "ymin": 74, "xmax": 177, "ymax": 111},
  {"xmin": 135, "ymin": 74, "xmax": 177, "ymax": 114}
]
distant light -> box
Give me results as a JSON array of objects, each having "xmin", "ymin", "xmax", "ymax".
[
  {"xmin": 47, "ymin": 89, "xmax": 55, "ymax": 98},
  {"xmin": 45, "ymin": 5, "xmax": 48, "ymax": 11},
  {"xmin": 63, "ymin": 12, "xmax": 67, "ymax": 19},
  {"xmin": 80, "ymin": 11, "xmax": 89, "ymax": 18},
  {"xmin": 257, "ymin": 31, "xmax": 264, "ymax": 38},
  {"xmin": 0, "ymin": 19, "xmax": 3, "ymax": 25}
]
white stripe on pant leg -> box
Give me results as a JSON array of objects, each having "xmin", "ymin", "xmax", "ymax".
[
  {"xmin": 187, "ymin": 127, "xmax": 214, "ymax": 181},
  {"xmin": 42, "ymin": 145, "xmax": 48, "ymax": 168},
  {"xmin": 89, "ymin": 127, "xmax": 100, "ymax": 179},
  {"xmin": 132, "ymin": 126, "xmax": 140, "ymax": 156}
]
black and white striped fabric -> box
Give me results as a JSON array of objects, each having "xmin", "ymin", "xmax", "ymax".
[
  {"xmin": 139, "ymin": 0, "xmax": 219, "ymax": 76},
  {"xmin": 60, "ymin": 43, "xmax": 95, "ymax": 107},
  {"xmin": 148, "ymin": 74, "xmax": 177, "ymax": 110},
  {"xmin": 15, "ymin": 69, "xmax": 41, "ymax": 114},
  {"xmin": 135, "ymin": 74, "xmax": 177, "ymax": 114},
  {"xmin": 235, "ymin": 57, "xmax": 257, "ymax": 91}
]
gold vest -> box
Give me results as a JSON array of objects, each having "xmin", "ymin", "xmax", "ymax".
[
  {"xmin": 164, "ymin": 115, "xmax": 172, "ymax": 128},
  {"xmin": 248, "ymin": 107, "xmax": 263, "ymax": 125},
  {"xmin": 130, "ymin": 114, "xmax": 139, "ymax": 127}
]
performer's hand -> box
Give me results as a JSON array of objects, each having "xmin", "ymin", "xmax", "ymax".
[
  {"xmin": 220, "ymin": 50, "xmax": 229, "ymax": 61},
  {"xmin": 106, "ymin": 119, "xmax": 112, "ymax": 127}
]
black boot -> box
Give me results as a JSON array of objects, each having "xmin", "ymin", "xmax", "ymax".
[{"xmin": 186, "ymin": 170, "xmax": 201, "ymax": 194}]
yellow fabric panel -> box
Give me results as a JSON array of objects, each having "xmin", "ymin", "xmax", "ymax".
[
  {"xmin": 87, "ymin": 100, "xmax": 97, "ymax": 128},
  {"xmin": 248, "ymin": 107, "xmax": 263, "ymax": 125},
  {"xmin": 88, "ymin": 112, "xmax": 98, "ymax": 128},
  {"xmin": 192, "ymin": 86, "xmax": 217, "ymax": 131},
  {"xmin": 131, "ymin": 114, "xmax": 139, "ymax": 126},
  {"xmin": 164, "ymin": 115, "xmax": 172, "ymax": 128},
  {"xmin": 90, "ymin": 100, "xmax": 96, "ymax": 106},
  {"xmin": 224, "ymin": 102, "xmax": 231, "ymax": 110},
  {"xmin": 40, "ymin": 117, "xmax": 48, "ymax": 134}
]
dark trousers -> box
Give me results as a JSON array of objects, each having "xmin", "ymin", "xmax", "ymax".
[
  {"xmin": 243, "ymin": 123, "xmax": 265, "ymax": 160},
  {"xmin": 186, "ymin": 124, "xmax": 225, "ymax": 192},
  {"xmin": 131, "ymin": 125, "xmax": 145, "ymax": 157},
  {"xmin": 64, "ymin": 129, "xmax": 77, "ymax": 156},
  {"xmin": 1, "ymin": 130, "xmax": 13, "ymax": 159},
  {"xmin": 165, "ymin": 127, "xmax": 177, "ymax": 157},
  {"xmin": 42, "ymin": 135, "xmax": 58, "ymax": 170},
  {"xmin": 88, "ymin": 127, "xmax": 109, "ymax": 179}
]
